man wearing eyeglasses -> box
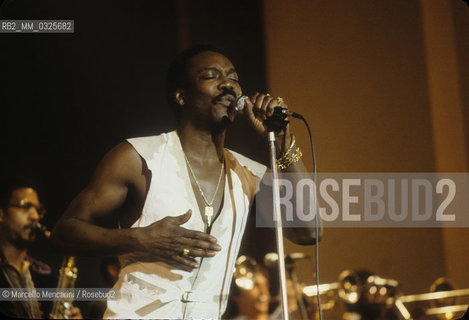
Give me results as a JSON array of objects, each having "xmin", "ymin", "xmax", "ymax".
[
  {"xmin": 0, "ymin": 177, "xmax": 81, "ymax": 319},
  {"xmin": 0, "ymin": 177, "xmax": 47, "ymax": 318}
]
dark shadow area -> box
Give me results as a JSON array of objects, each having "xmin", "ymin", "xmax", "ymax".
[{"xmin": 0, "ymin": 0, "xmax": 179, "ymax": 305}]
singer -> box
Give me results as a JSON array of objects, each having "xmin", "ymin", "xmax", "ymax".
[{"xmin": 51, "ymin": 45, "xmax": 320, "ymax": 319}]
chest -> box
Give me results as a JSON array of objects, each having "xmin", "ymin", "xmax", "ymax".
[
  {"xmin": 185, "ymin": 162, "xmax": 226, "ymax": 229},
  {"xmin": 137, "ymin": 159, "xmax": 251, "ymax": 238}
]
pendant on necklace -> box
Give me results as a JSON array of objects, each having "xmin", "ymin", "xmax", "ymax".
[{"xmin": 205, "ymin": 206, "xmax": 213, "ymax": 227}]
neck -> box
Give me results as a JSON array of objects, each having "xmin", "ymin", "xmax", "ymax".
[
  {"xmin": 178, "ymin": 121, "xmax": 226, "ymax": 162},
  {"xmin": 0, "ymin": 240, "xmax": 28, "ymax": 272}
]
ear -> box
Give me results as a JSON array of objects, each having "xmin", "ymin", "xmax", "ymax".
[
  {"xmin": 0, "ymin": 208, "xmax": 4, "ymax": 223},
  {"xmin": 175, "ymin": 89, "xmax": 185, "ymax": 106}
]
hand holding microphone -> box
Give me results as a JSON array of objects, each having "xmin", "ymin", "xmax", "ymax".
[
  {"xmin": 232, "ymin": 93, "xmax": 301, "ymax": 134},
  {"xmin": 234, "ymin": 94, "xmax": 299, "ymax": 118}
]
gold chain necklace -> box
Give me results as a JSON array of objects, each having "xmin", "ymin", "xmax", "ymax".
[{"xmin": 184, "ymin": 153, "xmax": 225, "ymax": 227}]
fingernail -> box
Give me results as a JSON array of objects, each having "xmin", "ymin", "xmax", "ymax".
[
  {"xmin": 193, "ymin": 263, "xmax": 200, "ymax": 268},
  {"xmin": 215, "ymin": 245, "xmax": 222, "ymax": 251}
]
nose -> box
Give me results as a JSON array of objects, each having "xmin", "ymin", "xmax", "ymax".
[
  {"xmin": 218, "ymin": 76, "xmax": 234, "ymax": 92},
  {"xmin": 28, "ymin": 206, "xmax": 41, "ymax": 221}
]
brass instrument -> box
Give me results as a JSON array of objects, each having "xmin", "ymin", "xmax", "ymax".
[
  {"xmin": 36, "ymin": 224, "xmax": 78, "ymax": 319},
  {"xmin": 50, "ymin": 256, "xmax": 78, "ymax": 319},
  {"xmin": 394, "ymin": 278, "xmax": 469, "ymax": 320},
  {"xmin": 301, "ymin": 270, "xmax": 469, "ymax": 319},
  {"xmin": 302, "ymin": 282, "xmax": 340, "ymax": 310},
  {"xmin": 302, "ymin": 269, "xmax": 399, "ymax": 319},
  {"xmin": 34, "ymin": 223, "xmax": 51, "ymax": 238},
  {"xmin": 338, "ymin": 270, "xmax": 399, "ymax": 306}
]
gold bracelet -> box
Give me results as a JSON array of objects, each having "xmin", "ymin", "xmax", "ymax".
[
  {"xmin": 277, "ymin": 147, "xmax": 303, "ymax": 170},
  {"xmin": 278, "ymin": 134, "xmax": 295, "ymax": 159}
]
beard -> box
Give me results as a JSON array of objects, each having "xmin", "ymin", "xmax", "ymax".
[{"xmin": 10, "ymin": 227, "xmax": 37, "ymax": 249}]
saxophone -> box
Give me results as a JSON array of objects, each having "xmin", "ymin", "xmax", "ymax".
[
  {"xmin": 35, "ymin": 224, "xmax": 78, "ymax": 319},
  {"xmin": 50, "ymin": 256, "xmax": 78, "ymax": 319}
]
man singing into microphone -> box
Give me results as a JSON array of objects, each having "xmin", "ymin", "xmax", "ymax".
[{"xmin": 51, "ymin": 45, "xmax": 320, "ymax": 319}]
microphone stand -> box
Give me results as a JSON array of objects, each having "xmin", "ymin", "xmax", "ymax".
[
  {"xmin": 286, "ymin": 261, "xmax": 309, "ymax": 320},
  {"xmin": 268, "ymin": 130, "xmax": 289, "ymax": 320},
  {"xmin": 266, "ymin": 112, "xmax": 291, "ymax": 320}
]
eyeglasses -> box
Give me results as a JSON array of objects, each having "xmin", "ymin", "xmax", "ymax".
[{"xmin": 7, "ymin": 200, "xmax": 46, "ymax": 218}]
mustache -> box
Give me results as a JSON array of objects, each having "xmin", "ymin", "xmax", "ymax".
[
  {"xmin": 24, "ymin": 223, "xmax": 40, "ymax": 231},
  {"xmin": 212, "ymin": 87, "xmax": 237, "ymax": 103}
]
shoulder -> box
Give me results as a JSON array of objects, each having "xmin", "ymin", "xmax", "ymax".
[
  {"xmin": 100, "ymin": 131, "xmax": 177, "ymax": 173},
  {"xmin": 225, "ymin": 149, "xmax": 267, "ymax": 180},
  {"xmin": 91, "ymin": 132, "xmax": 177, "ymax": 187},
  {"xmin": 126, "ymin": 132, "xmax": 171, "ymax": 148},
  {"xmin": 87, "ymin": 140, "xmax": 148, "ymax": 189},
  {"xmin": 97, "ymin": 142, "xmax": 143, "ymax": 176},
  {"xmin": 225, "ymin": 149, "xmax": 267, "ymax": 201},
  {"xmin": 126, "ymin": 131, "xmax": 176, "ymax": 162}
]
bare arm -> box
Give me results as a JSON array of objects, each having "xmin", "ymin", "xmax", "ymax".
[
  {"xmin": 245, "ymin": 93, "xmax": 322, "ymax": 245},
  {"xmin": 51, "ymin": 142, "xmax": 221, "ymax": 271},
  {"xmin": 257, "ymin": 150, "xmax": 323, "ymax": 246},
  {"xmin": 51, "ymin": 142, "xmax": 140, "ymax": 256},
  {"xmin": 279, "ymin": 145, "xmax": 323, "ymax": 245}
]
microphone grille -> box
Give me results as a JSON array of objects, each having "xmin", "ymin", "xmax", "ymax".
[{"xmin": 235, "ymin": 95, "xmax": 248, "ymax": 112}]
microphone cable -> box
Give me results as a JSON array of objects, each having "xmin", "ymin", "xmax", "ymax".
[
  {"xmin": 236, "ymin": 94, "xmax": 323, "ymax": 319},
  {"xmin": 292, "ymin": 113, "xmax": 323, "ymax": 320}
]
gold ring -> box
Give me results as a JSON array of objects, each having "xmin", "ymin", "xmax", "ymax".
[
  {"xmin": 182, "ymin": 248, "xmax": 190, "ymax": 256},
  {"xmin": 276, "ymin": 97, "xmax": 285, "ymax": 107}
]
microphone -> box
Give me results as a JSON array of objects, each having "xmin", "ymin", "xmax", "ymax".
[
  {"xmin": 263, "ymin": 252, "xmax": 311, "ymax": 267},
  {"xmin": 234, "ymin": 95, "xmax": 249, "ymax": 112},
  {"xmin": 234, "ymin": 95, "xmax": 302, "ymax": 119}
]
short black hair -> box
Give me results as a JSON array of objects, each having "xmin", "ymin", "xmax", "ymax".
[
  {"xmin": 165, "ymin": 44, "xmax": 227, "ymax": 121},
  {"xmin": 0, "ymin": 176, "xmax": 38, "ymax": 208}
]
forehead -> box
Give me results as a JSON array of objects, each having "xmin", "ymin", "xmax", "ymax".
[
  {"xmin": 9, "ymin": 188, "xmax": 39, "ymax": 204},
  {"xmin": 188, "ymin": 51, "xmax": 235, "ymax": 73}
]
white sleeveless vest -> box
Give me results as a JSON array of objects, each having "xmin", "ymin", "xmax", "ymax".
[{"xmin": 104, "ymin": 131, "xmax": 266, "ymax": 319}]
